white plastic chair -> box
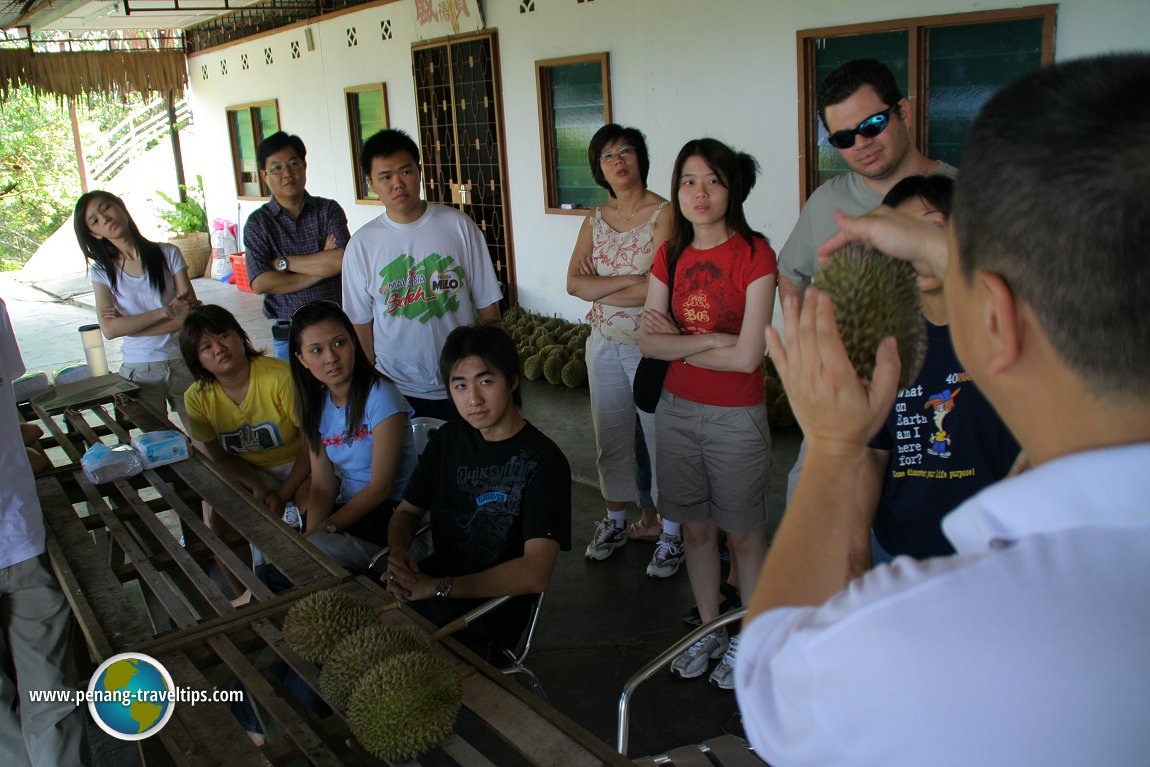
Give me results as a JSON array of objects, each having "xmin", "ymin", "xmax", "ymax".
[{"xmin": 410, "ymin": 416, "xmax": 446, "ymax": 454}]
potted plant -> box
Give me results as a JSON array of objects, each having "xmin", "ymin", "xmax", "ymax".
[{"xmin": 156, "ymin": 175, "xmax": 211, "ymax": 278}]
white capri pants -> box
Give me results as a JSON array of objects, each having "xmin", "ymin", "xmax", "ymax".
[{"xmin": 586, "ymin": 328, "xmax": 657, "ymax": 506}]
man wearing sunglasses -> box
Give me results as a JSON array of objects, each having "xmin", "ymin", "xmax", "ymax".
[
  {"xmin": 776, "ymin": 58, "xmax": 955, "ymax": 305},
  {"xmin": 245, "ymin": 132, "xmax": 351, "ymax": 360}
]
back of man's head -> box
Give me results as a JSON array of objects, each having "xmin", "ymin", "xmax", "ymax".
[
  {"xmin": 817, "ymin": 58, "xmax": 904, "ymax": 128},
  {"xmin": 955, "ymin": 52, "xmax": 1150, "ymax": 399},
  {"xmin": 360, "ymin": 129, "xmax": 421, "ymax": 177},
  {"xmin": 257, "ymin": 132, "xmax": 306, "ymax": 169}
]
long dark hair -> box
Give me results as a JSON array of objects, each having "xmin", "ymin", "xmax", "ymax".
[
  {"xmin": 288, "ymin": 300, "xmax": 385, "ymax": 454},
  {"xmin": 74, "ymin": 191, "xmax": 171, "ymax": 296},
  {"xmin": 179, "ymin": 304, "xmax": 265, "ymax": 387},
  {"xmin": 664, "ymin": 139, "xmax": 764, "ymax": 295}
]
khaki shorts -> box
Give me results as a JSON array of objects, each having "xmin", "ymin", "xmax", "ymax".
[
  {"xmin": 119, "ymin": 358, "xmax": 194, "ymax": 420},
  {"xmin": 654, "ymin": 391, "xmax": 771, "ymax": 533}
]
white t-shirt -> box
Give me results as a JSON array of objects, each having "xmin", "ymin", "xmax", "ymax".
[
  {"xmin": 0, "ymin": 298, "xmax": 46, "ymax": 570},
  {"xmin": 89, "ymin": 243, "xmax": 187, "ymax": 363},
  {"xmin": 342, "ymin": 204, "xmax": 503, "ymax": 399},
  {"xmin": 735, "ymin": 443, "xmax": 1150, "ymax": 767}
]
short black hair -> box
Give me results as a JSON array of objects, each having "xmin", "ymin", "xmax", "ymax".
[
  {"xmin": 817, "ymin": 58, "xmax": 904, "ymax": 130},
  {"xmin": 439, "ymin": 323, "xmax": 522, "ymax": 409},
  {"xmin": 954, "ymin": 52, "xmax": 1150, "ymax": 398},
  {"xmin": 881, "ymin": 175, "xmax": 954, "ymax": 217},
  {"xmin": 360, "ymin": 129, "xmax": 421, "ymax": 177},
  {"xmin": 257, "ymin": 132, "xmax": 307, "ymax": 170},
  {"xmin": 587, "ymin": 124, "xmax": 651, "ymax": 197},
  {"xmin": 179, "ymin": 304, "xmax": 264, "ymax": 385}
]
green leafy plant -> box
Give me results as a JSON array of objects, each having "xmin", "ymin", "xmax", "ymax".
[{"xmin": 155, "ymin": 175, "xmax": 207, "ymax": 235}]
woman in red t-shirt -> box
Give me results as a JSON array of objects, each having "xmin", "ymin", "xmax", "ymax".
[{"xmin": 640, "ymin": 138, "xmax": 777, "ymax": 690}]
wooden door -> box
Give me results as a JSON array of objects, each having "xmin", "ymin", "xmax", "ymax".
[{"xmin": 412, "ymin": 31, "xmax": 516, "ymax": 307}]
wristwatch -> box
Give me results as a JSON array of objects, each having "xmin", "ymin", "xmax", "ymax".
[
  {"xmin": 275, "ymin": 256, "xmax": 290, "ymax": 273},
  {"xmin": 434, "ymin": 576, "xmax": 453, "ymax": 599},
  {"xmin": 325, "ymin": 521, "xmax": 338, "ymax": 534}
]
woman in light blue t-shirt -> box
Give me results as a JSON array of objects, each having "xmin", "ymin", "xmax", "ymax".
[{"xmin": 289, "ymin": 300, "xmax": 416, "ymax": 570}]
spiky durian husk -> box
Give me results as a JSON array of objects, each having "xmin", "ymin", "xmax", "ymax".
[
  {"xmin": 523, "ymin": 353, "xmax": 544, "ymax": 381},
  {"xmin": 281, "ymin": 590, "xmax": 376, "ymax": 664},
  {"xmin": 543, "ymin": 353, "xmax": 568, "ymax": 385},
  {"xmin": 347, "ymin": 651, "xmax": 463, "ymax": 761},
  {"xmin": 319, "ymin": 626, "xmax": 430, "ymax": 713},
  {"xmin": 561, "ymin": 358, "xmax": 588, "ymax": 388},
  {"xmin": 813, "ymin": 243, "xmax": 927, "ymax": 389}
]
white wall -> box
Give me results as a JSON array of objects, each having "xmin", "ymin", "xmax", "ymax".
[{"xmin": 186, "ymin": 0, "xmax": 1150, "ymax": 319}]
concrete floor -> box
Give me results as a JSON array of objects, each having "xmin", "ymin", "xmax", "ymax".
[{"xmin": 1, "ymin": 267, "xmax": 800, "ymax": 762}]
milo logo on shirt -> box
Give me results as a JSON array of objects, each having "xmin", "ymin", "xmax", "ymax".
[{"xmin": 377, "ymin": 254, "xmax": 466, "ymax": 321}]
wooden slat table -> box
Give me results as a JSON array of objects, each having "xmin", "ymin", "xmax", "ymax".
[{"xmin": 27, "ymin": 385, "xmax": 631, "ymax": 766}]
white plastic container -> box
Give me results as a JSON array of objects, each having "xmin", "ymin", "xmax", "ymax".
[{"xmin": 130, "ymin": 430, "xmax": 190, "ymax": 469}]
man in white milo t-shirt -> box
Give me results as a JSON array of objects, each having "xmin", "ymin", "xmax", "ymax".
[{"xmin": 342, "ymin": 128, "xmax": 502, "ymax": 421}]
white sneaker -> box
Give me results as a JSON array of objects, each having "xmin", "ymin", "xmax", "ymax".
[
  {"xmin": 708, "ymin": 634, "xmax": 739, "ymax": 690},
  {"xmin": 585, "ymin": 518, "xmax": 627, "ymax": 560},
  {"xmin": 670, "ymin": 630, "xmax": 729, "ymax": 679},
  {"xmin": 645, "ymin": 533, "xmax": 684, "ymax": 578}
]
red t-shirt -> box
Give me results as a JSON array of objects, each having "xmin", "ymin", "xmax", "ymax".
[{"xmin": 650, "ymin": 235, "xmax": 776, "ymax": 407}]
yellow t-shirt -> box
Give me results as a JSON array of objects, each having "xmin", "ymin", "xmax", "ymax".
[{"xmin": 185, "ymin": 355, "xmax": 301, "ymax": 470}]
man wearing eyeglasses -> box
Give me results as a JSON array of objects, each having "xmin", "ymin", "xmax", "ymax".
[
  {"xmin": 245, "ymin": 132, "xmax": 351, "ymax": 360},
  {"xmin": 776, "ymin": 58, "xmax": 956, "ymax": 305}
]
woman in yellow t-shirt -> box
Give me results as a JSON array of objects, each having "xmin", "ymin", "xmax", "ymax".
[{"xmin": 180, "ymin": 304, "xmax": 310, "ymax": 595}]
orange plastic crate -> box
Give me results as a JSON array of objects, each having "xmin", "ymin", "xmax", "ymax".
[{"xmin": 229, "ymin": 253, "xmax": 253, "ymax": 293}]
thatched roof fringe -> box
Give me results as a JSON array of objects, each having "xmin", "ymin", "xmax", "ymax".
[{"xmin": 0, "ymin": 48, "xmax": 187, "ymax": 104}]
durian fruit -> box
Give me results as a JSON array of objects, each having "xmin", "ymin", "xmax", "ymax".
[
  {"xmin": 543, "ymin": 353, "xmax": 568, "ymax": 385},
  {"xmin": 561, "ymin": 358, "xmax": 588, "ymax": 388},
  {"xmin": 523, "ymin": 352, "xmax": 545, "ymax": 381},
  {"xmin": 320, "ymin": 625, "xmax": 430, "ymax": 713},
  {"xmin": 813, "ymin": 242, "xmax": 927, "ymax": 389},
  {"xmin": 281, "ymin": 590, "xmax": 376, "ymax": 664},
  {"xmin": 347, "ymin": 651, "xmax": 463, "ymax": 761},
  {"xmin": 503, "ymin": 305, "xmax": 526, "ymax": 325}
]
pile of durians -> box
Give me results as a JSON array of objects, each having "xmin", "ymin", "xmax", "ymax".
[
  {"xmin": 280, "ymin": 589, "xmax": 463, "ymax": 761},
  {"xmin": 503, "ymin": 306, "xmax": 797, "ymax": 427},
  {"xmin": 503, "ymin": 305, "xmax": 590, "ymax": 388}
]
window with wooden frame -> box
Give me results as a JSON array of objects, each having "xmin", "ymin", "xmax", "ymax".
[
  {"xmin": 797, "ymin": 5, "xmax": 1056, "ymax": 200},
  {"xmin": 226, "ymin": 100, "xmax": 280, "ymax": 199},
  {"xmin": 345, "ymin": 83, "xmax": 390, "ymax": 204},
  {"xmin": 536, "ymin": 52, "xmax": 611, "ymax": 214}
]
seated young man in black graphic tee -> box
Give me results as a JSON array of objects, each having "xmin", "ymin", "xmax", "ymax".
[{"xmin": 384, "ymin": 324, "xmax": 572, "ymax": 662}]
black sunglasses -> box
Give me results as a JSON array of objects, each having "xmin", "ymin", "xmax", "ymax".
[{"xmin": 826, "ymin": 105, "xmax": 897, "ymax": 150}]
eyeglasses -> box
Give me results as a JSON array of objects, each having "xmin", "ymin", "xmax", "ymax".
[
  {"xmin": 825, "ymin": 106, "xmax": 897, "ymax": 150},
  {"xmin": 599, "ymin": 146, "xmax": 634, "ymax": 164},
  {"xmin": 265, "ymin": 159, "xmax": 304, "ymax": 176}
]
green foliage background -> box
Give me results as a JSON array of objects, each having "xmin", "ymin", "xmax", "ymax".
[{"xmin": 0, "ymin": 87, "xmax": 142, "ymax": 271}]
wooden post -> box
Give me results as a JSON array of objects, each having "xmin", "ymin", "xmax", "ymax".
[
  {"xmin": 69, "ymin": 99, "xmax": 88, "ymax": 194},
  {"xmin": 166, "ymin": 89, "xmax": 187, "ymax": 201}
]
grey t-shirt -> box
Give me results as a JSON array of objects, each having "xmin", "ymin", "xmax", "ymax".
[{"xmin": 777, "ymin": 162, "xmax": 958, "ymax": 287}]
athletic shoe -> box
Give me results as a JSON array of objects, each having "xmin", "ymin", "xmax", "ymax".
[
  {"xmin": 670, "ymin": 630, "xmax": 729, "ymax": 679},
  {"xmin": 682, "ymin": 582, "xmax": 741, "ymax": 626},
  {"xmin": 282, "ymin": 501, "xmax": 303, "ymax": 532},
  {"xmin": 585, "ymin": 518, "xmax": 627, "ymax": 560},
  {"xmin": 645, "ymin": 533, "xmax": 684, "ymax": 578},
  {"xmin": 708, "ymin": 634, "xmax": 740, "ymax": 690}
]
